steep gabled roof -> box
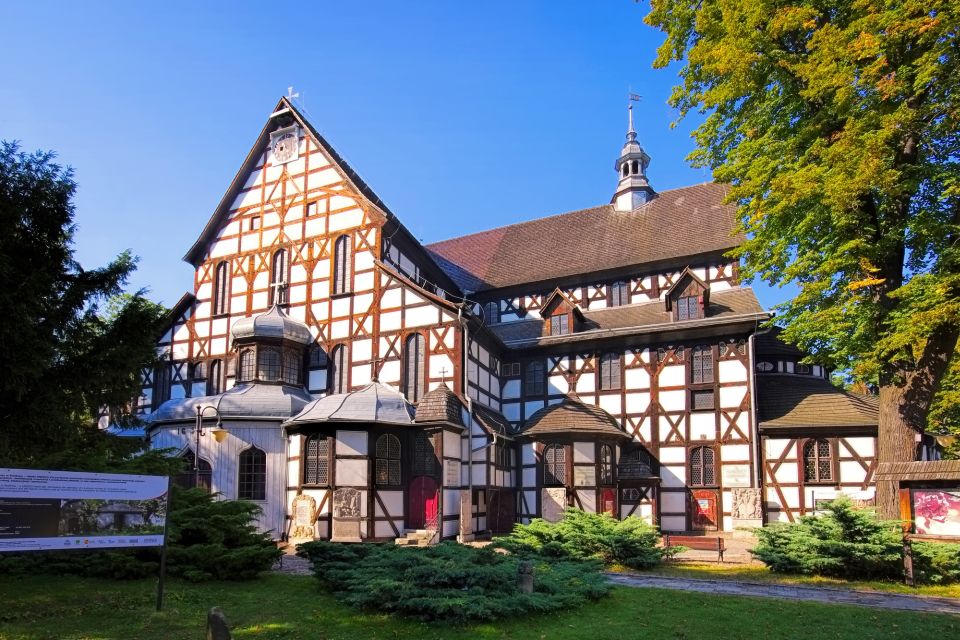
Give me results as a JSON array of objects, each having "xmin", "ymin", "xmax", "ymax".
[{"xmin": 426, "ymin": 182, "xmax": 740, "ymax": 293}]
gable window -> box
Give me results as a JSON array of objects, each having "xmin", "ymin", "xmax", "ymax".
[
  {"xmin": 676, "ymin": 295, "xmax": 700, "ymax": 320},
  {"xmin": 525, "ymin": 361, "xmax": 545, "ymax": 395},
  {"xmin": 258, "ymin": 347, "xmax": 281, "ymax": 381},
  {"xmin": 403, "ymin": 333, "xmax": 426, "ymax": 402},
  {"xmin": 329, "ymin": 345, "xmax": 347, "ymax": 394},
  {"xmin": 375, "ymin": 434, "xmax": 402, "ymax": 486},
  {"xmin": 542, "ymin": 444, "xmax": 565, "ymax": 486},
  {"xmin": 691, "ymin": 345, "xmax": 714, "ymax": 384},
  {"xmin": 600, "ymin": 352, "xmax": 621, "ymax": 390},
  {"xmin": 549, "ymin": 314, "xmax": 570, "ymax": 336},
  {"xmin": 803, "ymin": 439, "xmax": 833, "ymax": 483},
  {"xmin": 413, "ymin": 432, "xmax": 438, "ymax": 476},
  {"xmin": 484, "ymin": 301, "xmax": 499, "ymax": 324},
  {"xmin": 238, "ymin": 447, "xmax": 266, "ymax": 500},
  {"xmin": 207, "ymin": 359, "xmax": 222, "ymax": 395},
  {"xmin": 332, "ymin": 234, "xmax": 351, "ymax": 295},
  {"xmin": 690, "ymin": 446, "xmax": 716, "ymax": 486},
  {"xmin": 691, "ymin": 389, "xmax": 715, "ymax": 411},
  {"xmin": 303, "ymin": 435, "xmax": 330, "ymax": 486},
  {"xmin": 238, "ymin": 349, "xmax": 255, "ymax": 382},
  {"xmin": 213, "ymin": 261, "xmax": 229, "ymax": 316},
  {"xmin": 175, "ymin": 451, "xmax": 212, "ymax": 492},
  {"xmin": 269, "ymin": 249, "xmax": 287, "ymax": 306},
  {"xmin": 599, "ymin": 444, "xmax": 614, "ymax": 485},
  {"xmin": 609, "ymin": 281, "xmax": 629, "ymax": 307}
]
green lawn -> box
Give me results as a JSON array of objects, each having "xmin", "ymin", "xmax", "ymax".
[
  {"xmin": 0, "ymin": 574, "xmax": 957, "ymax": 640},
  {"xmin": 629, "ymin": 561, "xmax": 960, "ymax": 598}
]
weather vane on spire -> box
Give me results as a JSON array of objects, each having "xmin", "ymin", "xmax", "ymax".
[{"xmin": 627, "ymin": 91, "xmax": 641, "ymax": 139}]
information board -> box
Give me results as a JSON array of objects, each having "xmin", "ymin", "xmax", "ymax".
[
  {"xmin": 913, "ymin": 489, "xmax": 960, "ymax": 537},
  {"xmin": 0, "ymin": 468, "xmax": 169, "ymax": 552}
]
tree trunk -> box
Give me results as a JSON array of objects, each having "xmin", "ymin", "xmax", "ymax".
[{"xmin": 876, "ymin": 384, "xmax": 917, "ymax": 519}]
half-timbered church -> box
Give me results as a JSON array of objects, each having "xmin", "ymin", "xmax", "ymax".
[{"xmin": 141, "ymin": 96, "xmax": 882, "ymax": 542}]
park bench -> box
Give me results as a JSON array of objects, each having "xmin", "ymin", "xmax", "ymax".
[{"xmin": 663, "ymin": 534, "xmax": 725, "ymax": 562}]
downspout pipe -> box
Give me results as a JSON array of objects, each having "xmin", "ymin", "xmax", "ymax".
[{"xmin": 459, "ymin": 304, "xmax": 476, "ymax": 542}]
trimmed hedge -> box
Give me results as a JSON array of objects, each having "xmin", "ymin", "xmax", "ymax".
[
  {"xmin": 297, "ymin": 541, "xmax": 609, "ymax": 622},
  {"xmin": 493, "ymin": 508, "xmax": 677, "ymax": 569}
]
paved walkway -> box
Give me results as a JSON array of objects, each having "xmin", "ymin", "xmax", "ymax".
[{"xmin": 606, "ymin": 573, "xmax": 960, "ymax": 615}]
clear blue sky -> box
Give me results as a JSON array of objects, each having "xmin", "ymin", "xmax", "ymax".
[{"xmin": 2, "ymin": 1, "xmax": 792, "ymax": 311}]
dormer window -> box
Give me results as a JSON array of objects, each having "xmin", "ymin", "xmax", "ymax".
[
  {"xmin": 540, "ymin": 288, "xmax": 582, "ymax": 337},
  {"xmin": 549, "ymin": 314, "xmax": 569, "ymax": 336},
  {"xmin": 665, "ymin": 267, "xmax": 709, "ymax": 322},
  {"xmin": 677, "ymin": 295, "xmax": 701, "ymax": 320}
]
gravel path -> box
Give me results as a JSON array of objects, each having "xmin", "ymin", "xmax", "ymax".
[
  {"xmin": 271, "ymin": 553, "xmax": 313, "ymax": 576},
  {"xmin": 606, "ymin": 573, "xmax": 960, "ymax": 615}
]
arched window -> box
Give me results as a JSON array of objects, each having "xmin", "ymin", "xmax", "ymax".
[
  {"xmin": 525, "ymin": 361, "xmax": 545, "ymax": 396},
  {"xmin": 207, "ymin": 359, "xmax": 222, "ymax": 395},
  {"xmin": 269, "ymin": 249, "xmax": 287, "ymax": 305},
  {"xmin": 692, "ymin": 345, "xmax": 713, "ymax": 384},
  {"xmin": 238, "ymin": 349, "xmax": 254, "ymax": 382},
  {"xmin": 403, "ymin": 333, "xmax": 426, "ymax": 402},
  {"xmin": 329, "ymin": 344, "xmax": 347, "ymax": 393},
  {"xmin": 600, "ymin": 352, "xmax": 621, "ymax": 390},
  {"xmin": 332, "ymin": 234, "xmax": 351, "ymax": 295},
  {"xmin": 412, "ymin": 432, "xmax": 438, "ymax": 476},
  {"xmin": 689, "ymin": 446, "xmax": 716, "ymax": 486},
  {"xmin": 282, "ymin": 349, "xmax": 300, "ymax": 385},
  {"xmin": 618, "ymin": 447, "xmax": 654, "ymax": 478},
  {"xmin": 175, "ymin": 451, "xmax": 212, "ymax": 492},
  {"xmin": 213, "ymin": 261, "xmax": 229, "ymax": 316},
  {"xmin": 238, "ymin": 447, "xmax": 266, "ymax": 500},
  {"xmin": 256, "ymin": 347, "xmax": 281, "ymax": 381},
  {"xmin": 599, "ymin": 444, "xmax": 614, "ymax": 485},
  {"xmin": 631, "ymin": 160, "xmax": 639, "ymax": 174},
  {"xmin": 484, "ymin": 301, "xmax": 499, "ymax": 324},
  {"xmin": 543, "ymin": 444, "xmax": 565, "ymax": 486},
  {"xmin": 375, "ymin": 434, "xmax": 402, "ymax": 486},
  {"xmin": 303, "ymin": 435, "xmax": 330, "ymax": 485},
  {"xmin": 803, "ymin": 439, "xmax": 833, "ymax": 483}
]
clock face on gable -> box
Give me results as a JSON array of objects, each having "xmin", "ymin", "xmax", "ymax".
[{"xmin": 270, "ymin": 126, "xmax": 299, "ymax": 164}]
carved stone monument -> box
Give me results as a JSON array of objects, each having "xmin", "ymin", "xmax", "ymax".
[
  {"xmin": 517, "ymin": 560, "xmax": 535, "ymax": 594},
  {"xmin": 457, "ymin": 489, "xmax": 474, "ymax": 543},
  {"xmin": 289, "ymin": 494, "xmax": 317, "ymax": 543},
  {"xmin": 541, "ymin": 487, "xmax": 567, "ymax": 523},
  {"xmin": 731, "ymin": 487, "xmax": 763, "ymax": 536},
  {"xmin": 331, "ymin": 487, "xmax": 362, "ymax": 542}
]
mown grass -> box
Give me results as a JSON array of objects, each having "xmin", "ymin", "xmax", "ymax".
[
  {"xmin": 0, "ymin": 573, "xmax": 957, "ymax": 640},
  {"xmin": 622, "ymin": 561, "xmax": 960, "ymax": 598}
]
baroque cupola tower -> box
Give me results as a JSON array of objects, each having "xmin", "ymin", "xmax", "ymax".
[{"xmin": 612, "ymin": 101, "xmax": 654, "ymax": 211}]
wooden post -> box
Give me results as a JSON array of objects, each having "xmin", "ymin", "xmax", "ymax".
[
  {"xmin": 155, "ymin": 478, "xmax": 171, "ymax": 612},
  {"xmin": 902, "ymin": 536, "xmax": 915, "ymax": 587}
]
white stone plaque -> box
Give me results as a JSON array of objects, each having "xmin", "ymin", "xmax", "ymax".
[
  {"xmin": 541, "ymin": 487, "xmax": 567, "ymax": 522},
  {"xmin": 721, "ymin": 464, "xmax": 751, "ymax": 488},
  {"xmin": 290, "ymin": 494, "xmax": 316, "ymax": 540},
  {"xmin": 445, "ymin": 460, "xmax": 461, "ymax": 486}
]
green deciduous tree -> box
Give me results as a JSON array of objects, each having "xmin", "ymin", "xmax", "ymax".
[
  {"xmin": 0, "ymin": 141, "xmax": 167, "ymax": 468},
  {"xmin": 646, "ymin": 0, "xmax": 960, "ymax": 516}
]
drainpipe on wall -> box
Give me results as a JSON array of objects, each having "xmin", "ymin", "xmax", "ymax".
[
  {"xmin": 749, "ymin": 327, "xmax": 771, "ymax": 489},
  {"xmin": 459, "ymin": 304, "xmax": 476, "ymax": 543}
]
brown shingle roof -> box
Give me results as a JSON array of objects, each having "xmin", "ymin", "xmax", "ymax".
[
  {"xmin": 874, "ymin": 461, "xmax": 960, "ymax": 482},
  {"xmin": 425, "ymin": 183, "xmax": 740, "ymax": 292},
  {"xmin": 414, "ymin": 384, "xmax": 463, "ymax": 425},
  {"xmin": 520, "ymin": 396, "xmax": 629, "ymax": 439},
  {"xmin": 489, "ymin": 287, "xmax": 766, "ymax": 347},
  {"xmin": 757, "ymin": 375, "xmax": 878, "ymax": 430}
]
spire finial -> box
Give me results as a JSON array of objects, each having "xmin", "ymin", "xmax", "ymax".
[{"xmin": 627, "ymin": 92, "xmax": 641, "ymax": 141}]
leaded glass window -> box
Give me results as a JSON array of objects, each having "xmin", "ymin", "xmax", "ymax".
[
  {"xmin": 412, "ymin": 432, "xmax": 437, "ymax": 476},
  {"xmin": 803, "ymin": 439, "xmax": 833, "ymax": 483},
  {"xmin": 689, "ymin": 446, "xmax": 715, "ymax": 486},
  {"xmin": 676, "ymin": 295, "xmax": 700, "ymax": 320},
  {"xmin": 375, "ymin": 434, "xmax": 402, "ymax": 486},
  {"xmin": 403, "ymin": 333, "xmax": 426, "ymax": 402},
  {"xmin": 543, "ymin": 444, "xmax": 565, "ymax": 486},
  {"xmin": 618, "ymin": 447, "xmax": 653, "ymax": 478},
  {"xmin": 207, "ymin": 359, "xmax": 222, "ymax": 395},
  {"xmin": 600, "ymin": 352, "xmax": 621, "ymax": 390},
  {"xmin": 609, "ymin": 281, "xmax": 629, "ymax": 307},
  {"xmin": 152, "ymin": 364, "xmax": 171, "ymax": 409},
  {"xmin": 332, "ymin": 234, "xmax": 351, "ymax": 295},
  {"xmin": 525, "ymin": 361, "xmax": 545, "ymax": 395},
  {"xmin": 484, "ymin": 301, "xmax": 499, "ymax": 324},
  {"xmin": 599, "ymin": 445, "xmax": 614, "ymax": 485},
  {"xmin": 550, "ymin": 314, "xmax": 569, "ymax": 335},
  {"xmin": 238, "ymin": 447, "xmax": 266, "ymax": 500},
  {"xmin": 329, "ymin": 344, "xmax": 347, "ymax": 393},
  {"xmin": 175, "ymin": 451, "xmax": 212, "ymax": 492},
  {"xmin": 270, "ymin": 249, "xmax": 287, "ymax": 305},
  {"xmin": 303, "ymin": 435, "xmax": 330, "ymax": 485},
  {"xmin": 692, "ymin": 389, "xmax": 715, "ymax": 411},
  {"xmin": 258, "ymin": 347, "xmax": 281, "ymax": 381},
  {"xmin": 692, "ymin": 345, "xmax": 714, "ymax": 384},
  {"xmin": 238, "ymin": 349, "xmax": 255, "ymax": 382},
  {"xmin": 281, "ymin": 349, "xmax": 300, "ymax": 385},
  {"xmin": 213, "ymin": 261, "xmax": 229, "ymax": 316}
]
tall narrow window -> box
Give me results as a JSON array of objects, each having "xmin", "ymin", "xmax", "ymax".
[
  {"xmin": 207, "ymin": 359, "xmax": 222, "ymax": 395},
  {"xmin": 375, "ymin": 434, "xmax": 402, "ymax": 486},
  {"xmin": 689, "ymin": 446, "xmax": 716, "ymax": 486},
  {"xmin": 691, "ymin": 345, "xmax": 714, "ymax": 384},
  {"xmin": 238, "ymin": 349, "xmax": 254, "ymax": 382},
  {"xmin": 525, "ymin": 361, "xmax": 545, "ymax": 395},
  {"xmin": 484, "ymin": 301, "xmax": 499, "ymax": 324},
  {"xmin": 332, "ymin": 234, "xmax": 351, "ymax": 295},
  {"xmin": 549, "ymin": 314, "xmax": 569, "ymax": 336},
  {"xmin": 403, "ymin": 333, "xmax": 426, "ymax": 402},
  {"xmin": 175, "ymin": 451, "xmax": 212, "ymax": 492},
  {"xmin": 269, "ymin": 249, "xmax": 287, "ymax": 305},
  {"xmin": 543, "ymin": 444, "xmax": 565, "ymax": 486},
  {"xmin": 213, "ymin": 261, "xmax": 229, "ymax": 316},
  {"xmin": 303, "ymin": 435, "xmax": 330, "ymax": 485},
  {"xmin": 238, "ymin": 447, "xmax": 266, "ymax": 500},
  {"xmin": 600, "ymin": 352, "xmax": 621, "ymax": 390},
  {"xmin": 609, "ymin": 281, "xmax": 629, "ymax": 307},
  {"xmin": 282, "ymin": 349, "xmax": 300, "ymax": 385},
  {"xmin": 329, "ymin": 345, "xmax": 347, "ymax": 393},
  {"xmin": 412, "ymin": 432, "xmax": 438, "ymax": 476},
  {"xmin": 599, "ymin": 444, "xmax": 614, "ymax": 485},
  {"xmin": 152, "ymin": 364, "xmax": 171, "ymax": 409},
  {"xmin": 803, "ymin": 439, "xmax": 833, "ymax": 483}
]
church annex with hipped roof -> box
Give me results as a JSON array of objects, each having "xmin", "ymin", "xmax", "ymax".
[{"xmin": 140, "ymin": 96, "xmax": 881, "ymax": 542}]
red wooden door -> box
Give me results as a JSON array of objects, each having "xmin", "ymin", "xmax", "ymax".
[
  {"xmin": 600, "ymin": 488, "xmax": 616, "ymax": 516},
  {"xmin": 691, "ymin": 490, "xmax": 718, "ymax": 531},
  {"xmin": 408, "ymin": 476, "xmax": 438, "ymax": 529}
]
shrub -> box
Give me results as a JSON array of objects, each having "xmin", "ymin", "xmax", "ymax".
[
  {"xmin": 752, "ymin": 497, "xmax": 960, "ymax": 584},
  {"xmin": 493, "ymin": 508, "xmax": 676, "ymax": 569},
  {"xmin": 0, "ymin": 486, "xmax": 280, "ymax": 582},
  {"xmin": 297, "ymin": 540, "xmax": 609, "ymax": 622}
]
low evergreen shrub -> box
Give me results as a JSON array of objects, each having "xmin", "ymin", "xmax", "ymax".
[
  {"xmin": 296, "ymin": 540, "xmax": 609, "ymax": 622},
  {"xmin": 492, "ymin": 508, "xmax": 676, "ymax": 569},
  {"xmin": 752, "ymin": 497, "xmax": 960, "ymax": 584},
  {"xmin": 0, "ymin": 486, "xmax": 280, "ymax": 581}
]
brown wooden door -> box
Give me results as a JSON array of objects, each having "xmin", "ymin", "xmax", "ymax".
[
  {"xmin": 408, "ymin": 476, "xmax": 438, "ymax": 529},
  {"xmin": 690, "ymin": 489, "xmax": 719, "ymax": 531},
  {"xmin": 488, "ymin": 489, "xmax": 516, "ymax": 534}
]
